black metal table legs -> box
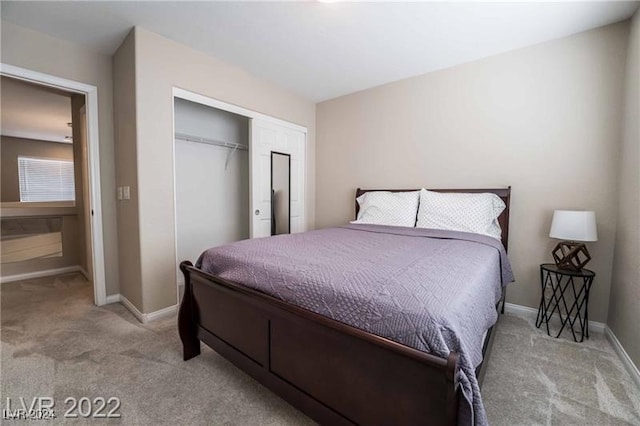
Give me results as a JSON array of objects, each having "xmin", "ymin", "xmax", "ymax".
[{"xmin": 536, "ymin": 265, "xmax": 595, "ymax": 343}]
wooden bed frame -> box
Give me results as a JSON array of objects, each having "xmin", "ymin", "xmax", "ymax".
[{"xmin": 179, "ymin": 187, "xmax": 511, "ymax": 426}]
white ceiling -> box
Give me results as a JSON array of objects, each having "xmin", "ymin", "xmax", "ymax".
[
  {"xmin": 2, "ymin": 1, "xmax": 638, "ymax": 102},
  {"xmin": 1, "ymin": 77, "xmax": 73, "ymax": 143}
]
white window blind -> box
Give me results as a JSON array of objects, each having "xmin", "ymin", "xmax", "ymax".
[{"xmin": 18, "ymin": 156, "xmax": 76, "ymax": 202}]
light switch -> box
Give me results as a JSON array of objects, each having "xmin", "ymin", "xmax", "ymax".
[
  {"xmin": 123, "ymin": 186, "xmax": 130, "ymax": 200},
  {"xmin": 117, "ymin": 187, "xmax": 123, "ymax": 200}
]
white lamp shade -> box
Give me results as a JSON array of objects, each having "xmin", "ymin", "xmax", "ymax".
[{"xmin": 549, "ymin": 210, "xmax": 598, "ymax": 242}]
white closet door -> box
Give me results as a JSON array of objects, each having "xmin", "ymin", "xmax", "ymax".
[{"xmin": 250, "ymin": 119, "xmax": 305, "ymax": 238}]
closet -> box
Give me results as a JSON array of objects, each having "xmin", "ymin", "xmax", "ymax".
[
  {"xmin": 173, "ymin": 90, "xmax": 307, "ymax": 292},
  {"xmin": 174, "ymin": 98, "xmax": 249, "ymax": 267}
]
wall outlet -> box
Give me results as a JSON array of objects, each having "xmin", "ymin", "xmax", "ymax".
[
  {"xmin": 123, "ymin": 186, "xmax": 130, "ymax": 200},
  {"xmin": 117, "ymin": 187, "xmax": 123, "ymax": 200}
]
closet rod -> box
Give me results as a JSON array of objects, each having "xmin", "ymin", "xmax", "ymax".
[{"xmin": 174, "ymin": 132, "xmax": 248, "ymax": 151}]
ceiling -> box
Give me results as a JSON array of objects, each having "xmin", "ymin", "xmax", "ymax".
[
  {"xmin": 1, "ymin": 77, "xmax": 73, "ymax": 143},
  {"xmin": 2, "ymin": 1, "xmax": 638, "ymax": 102}
]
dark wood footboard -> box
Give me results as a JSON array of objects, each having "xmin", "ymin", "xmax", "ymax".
[{"xmin": 179, "ymin": 261, "xmax": 461, "ymax": 426}]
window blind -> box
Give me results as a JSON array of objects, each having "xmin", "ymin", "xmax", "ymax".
[{"xmin": 18, "ymin": 156, "xmax": 76, "ymax": 202}]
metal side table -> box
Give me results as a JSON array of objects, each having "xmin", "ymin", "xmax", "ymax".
[{"xmin": 536, "ymin": 263, "xmax": 595, "ymax": 342}]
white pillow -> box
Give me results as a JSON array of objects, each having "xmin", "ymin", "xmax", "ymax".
[
  {"xmin": 416, "ymin": 189, "xmax": 505, "ymax": 239},
  {"xmin": 351, "ymin": 191, "xmax": 420, "ymax": 227}
]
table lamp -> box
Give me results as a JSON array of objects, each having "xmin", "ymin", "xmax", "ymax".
[{"xmin": 549, "ymin": 210, "xmax": 598, "ymax": 271}]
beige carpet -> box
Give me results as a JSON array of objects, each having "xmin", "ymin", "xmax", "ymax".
[
  {"xmin": 483, "ymin": 311, "xmax": 640, "ymax": 425},
  {"xmin": 1, "ymin": 273, "xmax": 639, "ymax": 425}
]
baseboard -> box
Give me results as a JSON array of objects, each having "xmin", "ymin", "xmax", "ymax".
[
  {"xmin": 145, "ymin": 304, "xmax": 178, "ymax": 322},
  {"xmin": 605, "ymin": 327, "xmax": 640, "ymax": 390},
  {"xmin": 78, "ymin": 267, "xmax": 90, "ymax": 281},
  {"xmin": 119, "ymin": 295, "xmax": 145, "ymax": 323},
  {"xmin": 504, "ymin": 302, "xmax": 605, "ymax": 334},
  {"xmin": 105, "ymin": 293, "xmax": 121, "ymax": 304},
  {"xmin": 117, "ymin": 294, "xmax": 177, "ymax": 324},
  {"xmin": 0, "ymin": 265, "xmax": 84, "ymax": 283}
]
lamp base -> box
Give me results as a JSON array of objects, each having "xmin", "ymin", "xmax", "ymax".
[{"xmin": 552, "ymin": 241, "xmax": 591, "ymax": 271}]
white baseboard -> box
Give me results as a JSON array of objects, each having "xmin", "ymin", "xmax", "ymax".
[
  {"xmin": 504, "ymin": 302, "xmax": 605, "ymax": 334},
  {"xmin": 105, "ymin": 293, "xmax": 121, "ymax": 304},
  {"xmin": 115, "ymin": 294, "xmax": 177, "ymax": 324},
  {"xmin": 145, "ymin": 304, "xmax": 178, "ymax": 322},
  {"xmin": 605, "ymin": 327, "xmax": 640, "ymax": 390},
  {"xmin": 78, "ymin": 267, "xmax": 90, "ymax": 281},
  {"xmin": 118, "ymin": 294, "xmax": 145, "ymax": 323},
  {"xmin": 0, "ymin": 265, "xmax": 84, "ymax": 283}
]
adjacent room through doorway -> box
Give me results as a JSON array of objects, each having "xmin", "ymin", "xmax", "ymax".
[{"xmin": 0, "ymin": 76, "xmax": 93, "ymax": 293}]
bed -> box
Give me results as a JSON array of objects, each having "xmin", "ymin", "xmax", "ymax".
[{"xmin": 178, "ymin": 187, "xmax": 512, "ymax": 425}]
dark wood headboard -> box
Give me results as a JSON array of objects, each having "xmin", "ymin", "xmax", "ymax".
[{"xmin": 355, "ymin": 187, "xmax": 511, "ymax": 251}]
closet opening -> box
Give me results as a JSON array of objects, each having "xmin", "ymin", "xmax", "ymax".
[
  {"xmin": 172, "ymin": 88, "xmax": 307, "ymax": 303},
  {"xmin": 173, "ymin": 98, "xmax": 250, "ymax": 299}
]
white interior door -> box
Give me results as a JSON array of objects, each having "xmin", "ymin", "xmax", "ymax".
[{"xmin": 250, "ymin": 119, "xmax": 305, "ymax": 238}]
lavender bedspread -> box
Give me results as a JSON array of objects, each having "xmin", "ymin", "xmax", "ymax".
[{"xmin": 196, "ymin": 224, "xmax": 514, "ymax": 426}]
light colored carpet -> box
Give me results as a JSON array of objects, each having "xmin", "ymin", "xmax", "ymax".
[
  {"xmin": 483, "ymin": 313, "xmax": 640, "ymax": 425},
  {"xmin": 1, "ymin": 273, "xmax": 639, "ymax": 425}
]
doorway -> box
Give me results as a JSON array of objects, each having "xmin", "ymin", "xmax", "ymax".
[{"xmin": 0, "ymin": 64, "xmax": 107, "ymax": 306}]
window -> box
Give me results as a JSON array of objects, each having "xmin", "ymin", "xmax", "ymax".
[{"xmin": 18, "ymin": 156, "xmax": 75, "ymax": 202}]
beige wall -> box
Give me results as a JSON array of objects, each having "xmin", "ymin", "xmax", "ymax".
[
  {"xmin": 1, "ymin": 21, "xmax": 119, "ymax": 296},
  {"xmin": 316, "ymin": 23, "xmax": 629, "ymax": 323},
  {"xmin": 115, "ymin": 27, "xmax": 316, "ymax": 313},
  {"xmin": 0, "ymin": 136, "xmax": 73, "ymax": 202},
  {"xmin": 112, "ymin": 30, "xmax": 143, "ymax": 309},
  {"xmin": 608, "ymin": 12, "xmax": 640, "ymax": 368}
]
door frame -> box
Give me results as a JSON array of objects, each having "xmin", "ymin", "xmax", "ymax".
[
  {"xmin": 1, "ymin": 63, "xmax": 108, "ymax": 306},
  {"xmin": 171, "ymin": 87, "xmax": 307, "ymax": 303}
]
